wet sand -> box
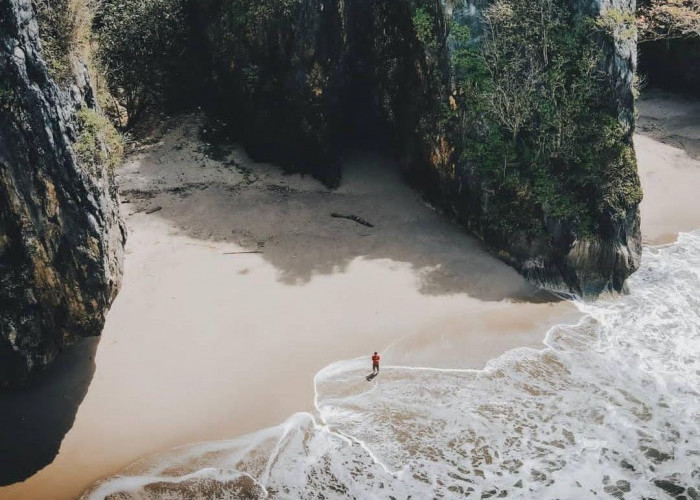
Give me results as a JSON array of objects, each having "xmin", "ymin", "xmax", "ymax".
[{"xmin": 1, "ymin": 91, "xmax": 698, "ymax": 500}]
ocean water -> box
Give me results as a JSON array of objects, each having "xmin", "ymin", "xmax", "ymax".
[{"xmin": 81, "ymin": 231, "xmax": 700, "ymax": 499}]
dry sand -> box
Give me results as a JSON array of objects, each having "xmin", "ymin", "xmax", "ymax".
[
  {"xmin": 636, "ymin": 91, "xmax": 700, "ymax": 244},
  {"xmin": 1, "ymin": 91, "xmax": 698, "ymax": 500}
]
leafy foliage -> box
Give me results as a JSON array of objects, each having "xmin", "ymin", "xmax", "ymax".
[
  {"xmin": 413, "ymin": 7, "xmax": 438, "ymax": 53},
  {"xmin": 215, "ymin": 0, "xmax": 300, "ymax": 43},
  {"xmin": 95, "ymin": 0, "xmax": 190, "ymax": 124},
  {"xmin": 445, "ymin": 0, "xmax": 641, "ymax": 235},
  {"xmin": 596, "ymin": 8, "xmax": 638, "ymax": 42},
  {"xmin": 209, "ymin": 0, "xmax": 301, "ymax": 82}
]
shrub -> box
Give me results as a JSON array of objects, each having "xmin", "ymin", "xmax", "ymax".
[
  {"xmin": 450, "ymin": 0, "xmax": 640, "ymax": 234},
  {"xmin": 413, "ymin": 7, "xmax": 438, "ymax": 53},
  {"xmin": 596, "ymin": 8, "xmax": 637, "ymax": 42},
  {"xmin": 74, "ymin": 107, "xmax": 124, "ymax": 172},
  {"xmin": 95, "ymin": 0, "xmax": 190, "ymax": 124}
]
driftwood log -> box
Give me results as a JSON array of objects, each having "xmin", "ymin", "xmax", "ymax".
[{"xmin": 331, "ymin": 213, "xmax": 374, "ymax": 228}]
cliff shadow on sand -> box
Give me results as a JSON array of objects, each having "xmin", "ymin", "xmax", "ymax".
[
  {"xmin": 0, "ymin": 337, "xmax": 99, "ymax": 486},
  {"xmin": 118, "ymin": 116, "xmax": 558, "ymax": 304}
]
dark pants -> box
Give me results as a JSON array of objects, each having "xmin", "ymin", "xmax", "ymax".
[{"xmin": 373, "ymin": 364, "xmax": 379, "ymax": 373}]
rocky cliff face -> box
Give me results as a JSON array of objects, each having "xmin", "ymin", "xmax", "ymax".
[
  {"xmin": 434, "ymin": 0, "xmax": 642, "ymax": 295},
  {"xmin": 193, "ymin": 0, "xmax": 344, "ymax": 186},
  {"xmin": 0, "ymin": 0, "xmax": 124, "ymax": 386},
  {"xmin": 197, "ymin": 0, "xmax": 642, "ymax": 295}
]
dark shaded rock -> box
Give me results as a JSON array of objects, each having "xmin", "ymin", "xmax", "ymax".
[
  {"xmin": 0, "ymin": 0, "xmax": 124, "ymax": 386},
  {"xmin": 642, "ymin": 445, "xmax": 673, "ymax": 463},
  {"xmin": 194, "ymin": 0, "xmax": 344, "ymax": 187}
]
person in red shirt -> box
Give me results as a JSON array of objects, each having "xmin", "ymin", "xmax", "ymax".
[{"xmin": 371, "ymin": 352, "xmax": 380, "ymax": 374}]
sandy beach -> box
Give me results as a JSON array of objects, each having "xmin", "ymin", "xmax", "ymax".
[
  {"xmin": 636, "ymin": 91, "xmax": 700, "ymax": 244},
  {"xmin": 1, "ymin": 92, "xmax": 698, "ymax": 500}
]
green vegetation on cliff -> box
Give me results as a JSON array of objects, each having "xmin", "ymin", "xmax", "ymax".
[
  {"xmin": 440, "ymin": 0, "xmax": 641, "ymax": 237},
  {"xmin": 31, "ymin": 0, "xmax": 125, "ymax": 171},
  {"xmin": 33, "ymin": 0, "xmax": 76, "ymax": 81},
  {"xmin": 32, "ymin": 0, "xmax": 93, "ymax": 82},
  {"xmin": 95, "ymin": 0, "xmax": 191, "ymax": 123},
  {"xmin": 74, "ymin": 108, "xmax": 123, "ymax": 172}
]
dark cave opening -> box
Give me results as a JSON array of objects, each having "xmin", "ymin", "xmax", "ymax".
[{"xmin": 638, "ymin": 39, "xmax": 700, "ymax": 97}]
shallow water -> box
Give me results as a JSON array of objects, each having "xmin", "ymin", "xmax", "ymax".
[{"xmin": 79, "ymin": 231, "xmax": 700, "ymax": 499}]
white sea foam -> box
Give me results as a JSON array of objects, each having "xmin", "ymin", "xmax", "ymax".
[{"xmin": 81, "ymin": 231, "xmax": 700, "ymax": 499}]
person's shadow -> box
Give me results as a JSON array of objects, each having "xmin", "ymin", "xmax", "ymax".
[{"xmin": 366, "ymin": 372, "xmax": 378, "ymax": 382}]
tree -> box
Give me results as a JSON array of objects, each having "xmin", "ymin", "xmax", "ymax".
[
  {"xmin": 480, "ymin": 0, "xmax": 545, "ymax": 142},
  {"xmin": 95, "ymin": 0, "xmax": 189, "ymax": 124}
]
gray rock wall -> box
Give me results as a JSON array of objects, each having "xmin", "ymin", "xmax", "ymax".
[{"xmin": 0, "ymin": 0, "xmax": 124, "ymax": 386}]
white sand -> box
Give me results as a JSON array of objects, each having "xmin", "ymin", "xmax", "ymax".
[{"xmin": 2, "ymin": 91, "xmax": 698, "ymax": 499}]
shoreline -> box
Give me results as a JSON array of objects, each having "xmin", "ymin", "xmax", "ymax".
[{"xmin": 1, "ymin": 91, "xmax": 699, "ymax": 500}]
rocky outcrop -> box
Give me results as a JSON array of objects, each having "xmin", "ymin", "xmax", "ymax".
[
  {"xmin": 196, "ymin": 0, "xmax": 642, "ymax": 295},
  {"xmin": 0, "ymin": 0, "xmax": 124, "ymax": 386},
  {"xmin": 438, "ymin": 0, "xmax": 642, "ymax": 295}
]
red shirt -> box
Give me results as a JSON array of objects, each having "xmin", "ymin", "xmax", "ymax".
[{"xmin": 372, "ymin": 354, "xmax": 380, "ymax": 365}]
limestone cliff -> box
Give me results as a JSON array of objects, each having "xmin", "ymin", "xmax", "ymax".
[
  {"xmin": 196, "ymin": 0, "xmax": 642, "ymax": 295},
  {"xmin": 0, "ymin": 0, "xmax": 124, "ymax": 386}
]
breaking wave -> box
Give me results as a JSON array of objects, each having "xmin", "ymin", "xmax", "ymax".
[{"xmin": 81, "ymin": 231, "xmax": 700, "ymax": 499}]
